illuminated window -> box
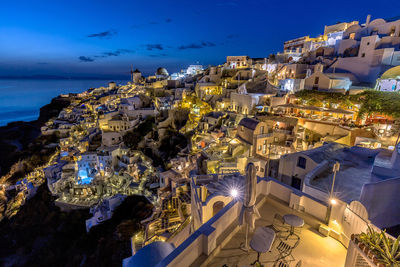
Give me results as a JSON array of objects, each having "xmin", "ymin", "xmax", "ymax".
[
  {"xmin": 349, "ymin": 33, "xmax": 355, "ymax": 40},
  {"xmin": 390, "ymin": 27, "xmax": 396, "ymax": 36}
]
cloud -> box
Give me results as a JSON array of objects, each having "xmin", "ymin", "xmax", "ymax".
[
  {"xmin": 102, "ymin": 49, "xmax": 135, "ymax": 57},
  {"xmin": 149, "ymin": 53, "xmax": 168, "ymax": 57},
  {"xmin": 145, "ymin": 44, "xmax": 163, "ymax": 51},
  {"xmin": 132, "ymin": 18, "xmax": 172, "ymax": 29},
  {"xmin": 79, "ymin": 56, "xmax": 94, "ymax": 62},
  {"xmin": 178, "ymin": 41, "xmax": 216, "ymax": 50},
  {"xmin": 87, "ymin": 30, "xmax": 117, "ymax": 39},
  {"xmin": 227, "ymin": 34, "xmax": 239, "ymax": 39},
  {"xmin": 93, "ymin": 49, "xmax": 135, "ymax": 58}
]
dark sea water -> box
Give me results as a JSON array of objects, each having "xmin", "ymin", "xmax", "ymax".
[{"xmin": 0, "ymin": 79, "xmax": 127, "ymax": 126}]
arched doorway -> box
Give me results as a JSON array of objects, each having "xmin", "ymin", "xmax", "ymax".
[{"xmin": 212, "ymin": 201, "xmax": 224, "ymax": 216}]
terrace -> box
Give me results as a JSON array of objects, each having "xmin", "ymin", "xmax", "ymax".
[
  {"xmin": 205, "ymin": 196, "xmax": 346, "ymax": 267},
  {"xmin": 157, "ymin": 178, "xmax": 371, "ymax": 267}
]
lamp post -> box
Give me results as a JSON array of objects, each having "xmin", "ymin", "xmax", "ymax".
[{"xmin": 325, "ymin": 161, "xmax": 340, "ymax": 225}]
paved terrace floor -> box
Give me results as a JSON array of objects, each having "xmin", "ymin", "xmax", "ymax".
[{"xmin": 203, "ymin": 197, "xmax": 347, "ymax": 267}]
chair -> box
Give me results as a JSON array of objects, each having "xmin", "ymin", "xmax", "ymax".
[
  {"xmin": 272, "ymin": 213, "xmax": 285, "ymax": 232},
  {"xmin": 276, "ymin": 238, "xmax": 300, "ymax": 263},
  {"xmin": 273, "ymin": 259, "xmax": 289, "ymax": 267}
]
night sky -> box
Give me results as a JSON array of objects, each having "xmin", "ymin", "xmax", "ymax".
[{"xmin": 1, "ymin": 0, "xmax": 400, "ymax": 78}]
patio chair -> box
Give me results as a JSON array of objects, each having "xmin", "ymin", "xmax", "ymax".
[
  {"xmin": 275, "ymin": 238, "xmax": 300, "ymax": 263},
  {"xmin": 272, "ymin": 213, "xmax": 285, "ymax": 232},
  {"xmin": 273, "ymin": 259, "xmax": 289, "ymax": 267}
]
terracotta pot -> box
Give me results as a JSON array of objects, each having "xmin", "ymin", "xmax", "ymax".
[
  {"xmin": 359, "ymin": 243, "xmax": 365, "ymax": 250},
  {"xmin": 363, "ymin": 246, "xmax": 370, "ymax": 255},
  {"xmin": 377, "ymin": 263, "xmax": 386, "ymax": 267},
  {"xmin": 372, "ymin": 256, "xmax": 379, "ymax": 265}
]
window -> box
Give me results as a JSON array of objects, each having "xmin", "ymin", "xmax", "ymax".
[
  {"xmin": 367, "ymin": 42, "xmax": 370, "ymax": 45},
  {"xmin": 390, "ymin": 27, "xmax": 396, "ymax": 36},
  {"xmin": 297, "ymin": 156, "xmax": 306, "ymax": 169},
  {"xmin": 349, "ymin": 33, "xmax": 355, "ymax": 40},
  {"xmin": 258, "ymin": 145, "xmax": 262, "ymax": 151},
  {"xmin": 314, "ymin": 77, "xmax": 319, "ymax": 84},
  {"xmin": 361, "ymin": 53, "xmax": 365, "ymax": 57},
  {"xmin": 260, "ymin": 126, "xmax": 264, "ymax": 134}
]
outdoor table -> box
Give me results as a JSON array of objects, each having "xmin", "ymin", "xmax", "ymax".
[
  {"xmin": 250, "ymin": 226, "xmax": 276, "ymax": 265},
  {"xmin": 283, "ymin": 214, "xmax": 304, "ymax": 238}
]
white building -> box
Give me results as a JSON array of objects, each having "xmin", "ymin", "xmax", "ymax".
[{"xmin": 375, "ymin": 65, "xmax": 400, "ymax": 91}]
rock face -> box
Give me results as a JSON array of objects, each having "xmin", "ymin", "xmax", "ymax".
[
  {"xmin": 38, "ymin": 96, "xmax": 71, "ymax": 123},
  {"xmin": 0, "ymin": 184, "xmax": 153, "ymax": 267},
  {"xmin": 0, "ymin": 95, "xmax": 71, "ymax": 177}
]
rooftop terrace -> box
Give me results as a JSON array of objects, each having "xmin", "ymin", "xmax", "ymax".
[
  {"xmin": 156, "ymin": 178, "xmax": 368, "ymax": 267},
  {"xmin": 205, "ymin": 196, "xmax": 346, "ymax": 267}
]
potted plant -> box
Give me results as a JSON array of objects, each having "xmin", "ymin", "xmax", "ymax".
[{"xmin": 358, "ymin": 225, "xmax": 400, "ymax": 266}]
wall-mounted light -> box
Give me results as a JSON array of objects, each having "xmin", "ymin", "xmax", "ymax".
[{"xmin": 230, "ymin": 188, "xmax": 239, "ymax": 198}]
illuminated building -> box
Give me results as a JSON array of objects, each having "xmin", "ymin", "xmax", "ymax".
[
  {"xmin": 226, "ymin": 55, "xmax": 249, "ymax": 69},
  {"xmin": 375, "ymin": 65, "xmax": 400, "ymax": 91}
]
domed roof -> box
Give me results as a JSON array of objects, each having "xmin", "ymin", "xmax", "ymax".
[
  {"xmin": 381, "ymin": 66, "xmax": 400, "ymax": 80},
  {"xmin": 133, "ymin": 68, "xmax": 141, "ymax": 73},
  {"xmin": 156, "ymin": 67, "xmax": 169, "ymax": 76},
  {"xmin": 123, "ymin": 241, "xmax": 175, "ymax": 267}
]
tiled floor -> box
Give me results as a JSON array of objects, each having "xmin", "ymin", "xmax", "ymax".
[{"xmin": 206, "ymin": 199, "xmax": 347, "ymax": 267}]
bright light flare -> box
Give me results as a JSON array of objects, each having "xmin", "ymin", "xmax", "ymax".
[
  {"xmin": 330, "ymin": 199, "xmax": 337, "ymax": 205},
  {"xmin": 230, "ymin": 189, "xmax": 239, "ymax": 198}
]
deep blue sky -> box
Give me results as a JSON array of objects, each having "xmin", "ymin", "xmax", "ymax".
[{"xmin": 1, "ymin": 0, "xmax": 399, "ymax": 78}]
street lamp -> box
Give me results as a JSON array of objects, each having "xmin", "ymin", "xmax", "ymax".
[{"xmin": 325, "ymin": 161, "xmax": 340, "ymax": 225}]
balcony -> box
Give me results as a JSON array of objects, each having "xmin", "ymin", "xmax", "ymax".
[
  {"xmin": 205, "ymin": 197, "xmax": 346, "ymax": 267},
  {"xmin": 157, "ymin": 178, "xmax": 356, "ymax": 267}
]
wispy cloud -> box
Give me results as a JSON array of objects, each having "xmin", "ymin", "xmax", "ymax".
[
  {"xmin": 149, "ymin": 53, "xmax": 168, "ymax": 57},
  {"xmin": 178, "ymin": 41, "xmax": 216, "ymax": 50},
  {"xmin": 227, "ymin": 34, "xmax": 239, "ymax": 39},
  {"xmin": 93, "ymin": 49, "xmax": 135, "ymax": 58},
  {"xmin": 79, "ymin": 56, "xmax": 95, "ymax": 62},
  {"xmin": 132, "ymin": 18, "xmax": 173, "ymax": 29},
  {"xmin": 87, "ymin": 30, "xmax": 117, "ymax": 39},
  {"xmin": 145, "ymin": 44, "xmax": 163, "ymax": 51}
]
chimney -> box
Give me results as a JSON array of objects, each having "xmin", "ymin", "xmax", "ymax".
[{"xmin": 366, "ymin": 14, "xmax": 371, "ymax": 26}]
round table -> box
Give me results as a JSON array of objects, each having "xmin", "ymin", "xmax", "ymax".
[
  {"xmin": 250, "ymin": 227, "xmax": 276, "ymax": 265},
  {"xmin": 283, "ymin": 214, "xmax": 304, "ymax": 238}
]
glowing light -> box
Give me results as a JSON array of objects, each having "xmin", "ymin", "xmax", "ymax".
[
  {"xmin": 230, "ymin": 189, "xmax": 239, "ymax": 198},
  {"xmin": 330, "ymin": 199, "xmax": 337, "ymax": 205}
]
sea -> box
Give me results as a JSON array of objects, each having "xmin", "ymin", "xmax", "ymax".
[{"xmin": 0, "ymin": 79, "xmax": 127, "ymax": 126}]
